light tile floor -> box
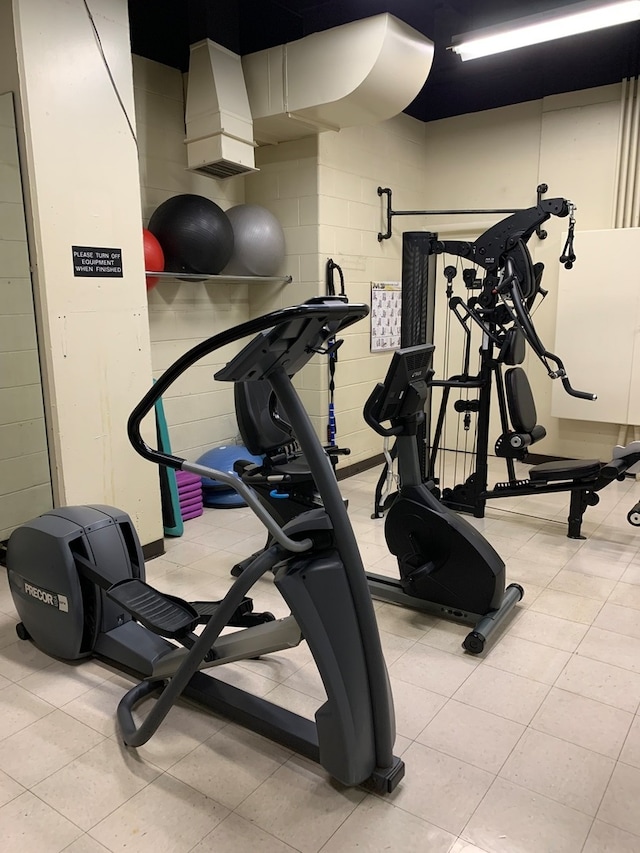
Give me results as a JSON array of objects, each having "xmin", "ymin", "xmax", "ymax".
[{"xmin": 1, "ymin": 459, "xmax": 640, "ymax": 852}]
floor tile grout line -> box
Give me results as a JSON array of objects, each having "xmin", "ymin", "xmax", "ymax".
[
  {"xmin": 459, "ymin": 771, "xmax": 603, "ymax": 845},
  {"xmin": 411, "ymin": 696, "xmax": 531, "ymax": 777},
  {"xmin": 583, "ymin": 815, "xmax": 640, "ymax": 849},
  {"xmin": 577, "ymin": 816, "xmax": 597, "ymax": 853},
  {"xmin": 528, "ymin": 685, "xmax": 636, "ymax": 761}
]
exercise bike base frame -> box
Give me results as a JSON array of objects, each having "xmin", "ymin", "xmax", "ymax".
[
  {"xmin": 366, "ymin": 573, "xmax": 524, "ymax": 654},
  {"xmin": 363, "ymin": 347, "xmax": 523, "ymax": 655}
]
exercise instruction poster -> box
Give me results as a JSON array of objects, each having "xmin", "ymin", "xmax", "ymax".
[{"xmin": 371, "ymin": 281, "xmax": 401, "ymax": 352}]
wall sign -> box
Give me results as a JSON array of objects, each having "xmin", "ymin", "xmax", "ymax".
[
  {"xmin": 72, "ymin": 245, "xmax": 123, "ymax": 277},
  {"xmin": 371, "ymin": 281, "xmax": 401, "ymax": 352}
]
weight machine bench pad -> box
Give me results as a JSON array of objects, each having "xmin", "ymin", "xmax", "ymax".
[{"xmin": 529, "ymin": 458, "xmax": 601, "ymax": 483}]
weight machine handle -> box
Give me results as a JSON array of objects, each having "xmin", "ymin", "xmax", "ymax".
[
  {"xmin": 507, "ymin": 268, "xmax": 597, "ymax": 401},
  {"xmin": 560, "ymin": 376, "xmax": 597, "ymax": 401}
]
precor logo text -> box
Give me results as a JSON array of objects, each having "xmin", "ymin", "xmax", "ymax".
[{"xmin": 24, "ymin": 581, "xmax": 58, "ymax": 608}]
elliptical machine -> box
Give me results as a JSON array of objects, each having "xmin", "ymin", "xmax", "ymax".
[
  {"xmin": 363, "ymin": 344, "xmax": 523, "ymax": 654},
  {"xmin": 5, "ymin": 298, "xmax": 404, "ymax": 794}
]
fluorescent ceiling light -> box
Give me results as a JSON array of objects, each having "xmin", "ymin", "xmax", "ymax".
[{"xmin": 450, "ymin": 0, "xmax": 640, "ymax": 61}]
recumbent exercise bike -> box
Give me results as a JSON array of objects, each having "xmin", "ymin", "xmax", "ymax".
[{"xmin": 232, "ymin": 340, "xmax": 523, "ymax": 654}]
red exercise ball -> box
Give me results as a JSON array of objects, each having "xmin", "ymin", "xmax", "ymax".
[{"xmin": 143, "ymin": 228, "xmax": 164, "ymax": 290}]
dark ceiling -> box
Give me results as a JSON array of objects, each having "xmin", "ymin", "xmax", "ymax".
[{"xmin": 128, "ymin": 0, "xmax": 640, "ymax": 122}]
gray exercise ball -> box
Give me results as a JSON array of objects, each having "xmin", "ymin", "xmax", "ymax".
[{"xmin": 221, "ymin": 204, "xmax": 286, "ymax": 276}]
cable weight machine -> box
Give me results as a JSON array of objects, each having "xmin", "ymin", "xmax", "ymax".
[
  {"xmin": 372, "ymin": 183, "xmax": 555, "ymax": 519},
  {"xmin": 378, "ymin": 190, "xmax": 640, "ymax": 538}
]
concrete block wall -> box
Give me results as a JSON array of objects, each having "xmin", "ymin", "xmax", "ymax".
[
  {"xmin": 0, "ymin": 92, "xmax": 51, "ymax": 540},
  {"xmin": 316, "ymin": 115, "xmax": 430, "ymax": 465},
  {"xmin": 422, "ymin": 87, "xmax": 625, "ymax": 463},
  {"xmin": 245, "ymin": 136, "xmax": 322, "ymax": 437},
  {"xmin": 244, "ymin": 90, "xmax": 627, "ymax": 467},
  {"xmin": 243, "ymin": 115, "xmax": 434, "ymax": 467},
  {"xmin": 134, "ymin": 56, "xmax": 249, "ymax": 463},
  {"xmin": 134, "ymin": 51, "xmax": 628, "ymax": 474}
]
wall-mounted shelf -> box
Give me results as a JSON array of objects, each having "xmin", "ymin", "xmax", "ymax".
[{"xmin": 146, "ymin": 271, "xmax": 293, "ymax": 284}]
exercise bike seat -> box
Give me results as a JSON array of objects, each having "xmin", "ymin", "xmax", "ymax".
[{"xmin": 238, "ymin": 455, "xmax": 316, "ymax": 484}]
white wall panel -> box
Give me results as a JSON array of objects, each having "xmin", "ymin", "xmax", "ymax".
[{"xmin": 552, "ymin": 227, "xmax": 640, "ymax": 424}]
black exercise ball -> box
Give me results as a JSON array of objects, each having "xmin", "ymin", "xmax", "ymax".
[{"xmin": 148, "ymin": 194, "xmax": 234, "ymax": 276}]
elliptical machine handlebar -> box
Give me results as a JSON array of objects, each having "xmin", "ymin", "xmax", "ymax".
[
  {"xmin": 127, "ymin": 299, "xmax": 369, "ymax": 555},
  {"xmin": 183, "ymin": 462, "xmax": 312, "ymax": 553},
  {"xmin": 128, "ymin": 300, "xmax": 367, "ymax": 466}
]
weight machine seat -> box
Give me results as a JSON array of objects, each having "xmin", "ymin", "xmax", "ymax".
[
  {"xmin": 500, "ymin": 328, "xmax": 526, "ymax": 366},
  {"xmin": 504, "ymin": 366, "xmax": 601, "ymax": 482},
  {"xmin": 529, "ymin": 458, "xmax": 602, "ymax": 483},
  {"xmin": 505, "ymin": 367, "xmax": 539, "ymax": 436},
  {"xmin": 239, "ymin": 456, "xmax": 316, "ymax": 484}
]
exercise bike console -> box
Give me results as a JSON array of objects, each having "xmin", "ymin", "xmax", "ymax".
[{"xmin": 364, "ymin": 345, "xmax": 435, "ymax": 438}]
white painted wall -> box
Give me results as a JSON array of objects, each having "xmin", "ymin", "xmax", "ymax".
[
  {"xmin": 242, "ymin": 116, "xmax": 433, "ymax": 465},
  {"xmin": 315, "ymin": 116, "xmax": 430, "ymax": 464},
  {"xmin": 245, "ymin": 135, "xmax": 323, "ymax": 436},
  {"xmin": 552, "ymin": 227, "xmax": 640, "ymax": 427}
]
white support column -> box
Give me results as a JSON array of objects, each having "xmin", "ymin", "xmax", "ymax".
[{"xmin": 9, "ymin": 0, "xmax": 162, "ymax": 546}]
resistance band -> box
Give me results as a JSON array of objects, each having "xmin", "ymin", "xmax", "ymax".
[{"xmin": 325, "ymin": 259, "xmax": 346, "ymax": 446}]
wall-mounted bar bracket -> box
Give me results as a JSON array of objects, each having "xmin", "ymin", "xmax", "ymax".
[
  {"xmin": 535, "ymin": 183, "xmax": 548, "ymax": 239},
  {"xmin": 377, "ymin": 184, "xmax": 550, "ymax": 241}
]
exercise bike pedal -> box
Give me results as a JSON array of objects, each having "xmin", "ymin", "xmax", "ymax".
[
  {"xmin": 107, "ymin": 579, "xmax": 200, "ymax": 639},
  {"xmin": 192, "ymin": 597, "xmax": 276, "ymax": 627}
]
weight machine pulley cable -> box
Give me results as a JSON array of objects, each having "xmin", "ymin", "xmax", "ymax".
[{"xmin": 427, "ymin": 197, "xmax": 592, "ymax": 525}]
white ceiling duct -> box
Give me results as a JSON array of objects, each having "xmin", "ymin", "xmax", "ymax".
[
  {"xmin": 184, "ymin": 14, "xmax": 434, "ymax": 177},
  {"xmin": 184, "ymin": 40, "xmax": 258, "ymax": 179},
  {"xmin": 242, "ymin": 14, "xmax": 435, "ymax": 144}
]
